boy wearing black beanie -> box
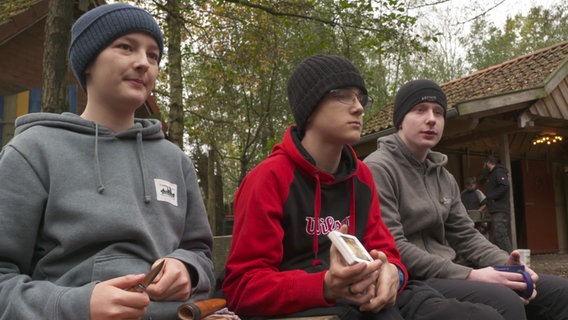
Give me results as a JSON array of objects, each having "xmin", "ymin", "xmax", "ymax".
[
  {"xmin": 223, "ymin": 58, "xmax": 490, "ymax": 320},
  {"xmin": 365, "ymin": 79, "xmax": 568, "ymax": 319},
  {"xmin": 223, "ymin": 54, "xmax": 410, "ymax": 319}
]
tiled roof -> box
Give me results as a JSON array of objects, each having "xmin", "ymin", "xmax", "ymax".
[
  {"xmin": 0, "ymin": 1, "xmax": 43, "ymax": 26},
  {"xmin": 362, "ymin": 40, "xmax": 568, "ymax": 136}
]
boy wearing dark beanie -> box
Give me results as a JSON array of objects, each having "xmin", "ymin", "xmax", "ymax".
[
  {"xmin": 223, "ymin": 57, "xmax": 485, "ymax": 319},
  {"xmin": 392, "ymin": 79, "xmax": 447, "ymax": 130},
  {"xmin": 0, "ymin": 3, "xmax": 214, "ymax": 319},
  {"xmin": 223, "ymin": 54, "xmax": 410, "ymax": 319},
  {"xmin": 365, "ymin": 79, "xmax": 568, "ymax": 319},
  {"xmin": 69, "ymin": 3, "xmax": 164, "ymax": 91},
  {"xmin": 286, "ymin": 54, "xmax": 368, "ymax": 134}
]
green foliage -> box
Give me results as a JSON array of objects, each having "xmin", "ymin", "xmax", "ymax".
[
  {"xmin": 464, "ymin": 3, "xmax": 568, "ymax": 71},
  {"xmin": 0, "ymin": 0, "xmax": 38, "ymax": 23},
  {"xmin": 140, "ymin": 0, "xmax": 430, "ymax": 208},
  {"xmin": 20, "ymin": 0, "xmax": 558, "ymax": 221}
]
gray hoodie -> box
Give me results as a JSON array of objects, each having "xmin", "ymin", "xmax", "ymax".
[
  {"xmin": 364, "ymin": 134, "xmax": 508, "ymax": 280},
  {"xmin": 0, "ymin": 112, "xmax": 213, "ymax": 319}
]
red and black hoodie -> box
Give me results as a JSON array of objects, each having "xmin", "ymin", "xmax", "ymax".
[{"xmin": 222, "ymin": 126, "xmax": 407, "ymax": 316}]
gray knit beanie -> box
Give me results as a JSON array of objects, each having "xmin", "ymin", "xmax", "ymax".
[
  {"xmin": 287, "ymin": 54, "xmax": 367, "ymax": 131},
  {"xmin": 69, "ymin": 3, "xmax": 164, "ymax": 91},
  {"xmin": 393, "ymin": 79, "xmax": 447, "ymax": 129}
]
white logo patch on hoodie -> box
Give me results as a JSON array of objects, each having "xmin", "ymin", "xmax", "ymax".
[{"xmin": 155, "ymin": 179, "xmax": 178, "ymax": 206}]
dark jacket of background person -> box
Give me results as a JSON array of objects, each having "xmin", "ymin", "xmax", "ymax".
[{"xmin": 484, "ymin": 164, "xmax": 510, "ymax": 214}]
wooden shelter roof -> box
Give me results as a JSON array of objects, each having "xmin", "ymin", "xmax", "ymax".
[
  {"xmin": 0, "ymin": 0, "xmax": 163, "ymax": 122},
  {"xmin": 358, "ymin": 40, "xmax": 568, "ymax": 161},
  {"xmin": 363, "ymin": 41, "xmax": 568, "ymax": 135}
]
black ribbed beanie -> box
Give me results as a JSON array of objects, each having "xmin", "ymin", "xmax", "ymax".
[
  {"xmin": 287, "ymin": 54, "xmax": 367, "ymax": 131},
  {"xmin": 393, "ymin": 79, "xmax": 447, "ymax": 129},
  {"xmin": 69, "ymin": 3, "xmax": 164, "ymax": 92}
]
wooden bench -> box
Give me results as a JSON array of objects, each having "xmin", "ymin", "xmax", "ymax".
[{"xmin": 212, "ymin": 235, "xmax": 340, "ymax": 320}]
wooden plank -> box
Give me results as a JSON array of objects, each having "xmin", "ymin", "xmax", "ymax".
[
  {"xmin": 554, "ymin": 80, "xmax": 568, "ymax": 118},
  {"xmin": 15, "ymin": 90, "xmax": 28, "ymax": 116},
  {"xmin": 2, "ymin": 94, "xmax": 16, "ymax": 144}
]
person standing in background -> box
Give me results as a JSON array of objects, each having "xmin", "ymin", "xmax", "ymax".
[
  {"xmin": 461, "ymin": 176, "xmax": 487, "ymax": 212},
  {"xmin": 483, "ymin": 155, "xmax": 513, "ymax": 253},
  {"xmin": 461, "ymin": 176, "xmax": 489, "ymax": 238}
]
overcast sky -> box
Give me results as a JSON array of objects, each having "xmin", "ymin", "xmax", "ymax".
[
  {"xmin": 409, "ymin": 0, "xmax": 559, "ymax": 30},
  {"xmin": 487, "ymin": 0, "xmax": 558, "ymax": 26}
]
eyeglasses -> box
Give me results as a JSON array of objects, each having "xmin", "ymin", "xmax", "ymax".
[{"xmin": 328, "ymin": 89, "xmax": 373, "ymax": 109}]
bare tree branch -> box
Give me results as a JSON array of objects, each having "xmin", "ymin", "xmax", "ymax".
[
  {"xmin": 223, "ymin": 0, "xmax": 337, "ymax": 25},
  {"xmin": 222, "ymin": 0, "xmax": 398, "ymax": 35},
  {"xmin": 459, "ymin": 0, "xmax": 507, "ymax": 24}
]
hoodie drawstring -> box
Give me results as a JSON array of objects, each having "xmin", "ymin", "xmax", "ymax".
[
  {"xmin": 311, "ymin": 174, "xmax": 357, "ymax": 266},
  {"xmin": 137, "ymin": 131, "xmax": 152, "ymax": 203},
  {"xmin": 433, "ymin": 166, "xmax": 448, "ymax": 205},
  {"xmin": 94, "ymin": 123, "xmax": 105, "ymax": 194},
  {"xmin": 349, "ymin": 177, "xmax": 356, "ymax": 235},
  {"xmin": 92, "ymin": 124, "xmax": 151, "ymax": 203},
  {"xmin": 312, "ymin": 173, "xmax": 322, "ymax": 267}
]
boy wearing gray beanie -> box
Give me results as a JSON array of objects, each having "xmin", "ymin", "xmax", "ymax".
[
  {"xmin": 0, "ymin": 3, "xmax": 214, "ymax": 319},
  {"xmin": 365, "ymin": 79, "xmax": 568, "ymax": 319},
  {"xmin": 69, "ymin": 2, "xmax": 164, "ymax": 91}
]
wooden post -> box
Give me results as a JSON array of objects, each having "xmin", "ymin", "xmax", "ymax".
[{"xmin": 499, "ymin": 134, "xmax": 517, "ymax": 249}]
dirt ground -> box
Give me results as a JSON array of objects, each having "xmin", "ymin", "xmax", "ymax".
[{"xmin": 530, "ymin": 253, "xmax": 568, "ymax": 278}]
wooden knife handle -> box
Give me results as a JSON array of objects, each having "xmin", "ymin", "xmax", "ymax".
[{"xmin": 177, "ymin": 298, "xmax": 227, "ymax": 320}]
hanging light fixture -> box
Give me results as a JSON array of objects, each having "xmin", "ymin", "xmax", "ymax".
[{"xmin": 532, "ymin": 132, "xmax": 564, "ymax": 145}]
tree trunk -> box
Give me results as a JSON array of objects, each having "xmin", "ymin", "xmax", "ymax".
[
  {"xmin": 166, "ymin": 0, "xmax": 184, "ymax": 148},
  {"xmin": 207, "ymin": 146, "xmax": 216, "ymax": 236},
  {"xmin": 215, "ymin": 156, "xmax": 225, "ymax": 234},
  {"xmin": 41, "ymin": 0, "xmax": 73, "ymax": 113}
]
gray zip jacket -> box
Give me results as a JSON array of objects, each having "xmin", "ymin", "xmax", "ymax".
[
  {"xmin": 364, "ymin": 134, "xmax": 508, "ymax": 280},
  {"xmin": 0, "ymin": 112, "xmax": 214, "ymax": 319}
]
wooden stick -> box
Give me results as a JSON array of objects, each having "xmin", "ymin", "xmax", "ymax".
[{"xmin": 178, "ymin": 298, "xmax": 227, "ymax": 320}]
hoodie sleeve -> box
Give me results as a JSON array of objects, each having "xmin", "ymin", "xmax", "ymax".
[
  {"xmin": 365, "ymin": 154, "xmax": 474, "ymax": 280},
  {"xmin": 0, "ymin": 146, "xmax": 92, "ymax": 319},
  {"xmin": 222, "ymin": 163, "xmax": 334, "ymax": 316},
  {"xmin": 365, "ymin": 151, "xmax": 508, "ymax": 281},
  {"xmin": 442, "ymin": 177, "xmax": 509, "ymax": 268},
  {"xmin": 166, "ymin": 159, "xmax": 214, "ymax": 300},
  {"xmin": 358, "ymin": 163, "xmax": 408, "ymax": 292}
]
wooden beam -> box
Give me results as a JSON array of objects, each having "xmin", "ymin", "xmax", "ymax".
[
  {"xmin": 499, "ymin": 134, "xmax": 518, "ymax": 249},
  {"xmin": 0, "ymin": 0, "xmax": 48, "ymax": 46},
  {"xmin": 440, "ymin": 123, "xmax": 518, "ymax": 147},
  {"xmin": 457, "ymin": 88, "xmax": 544, "ymax": 117},
  {"xmin": 443, "ymin": 117, "xmax": 479, "ymax": 136}
]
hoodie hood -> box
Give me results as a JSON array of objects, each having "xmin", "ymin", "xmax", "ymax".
[
  {"xmin": 377, "ymin": 133, "xmax": 447, "ymax": 169},
  {"xmin": 15, "ymin": 112, "xmax": 164, "ymax": 139},
  {"xmin": 377, "ymin": 134, "xmax": 451, "ymax": 206},
  {"xmin": 271, "ymin": 126, "xmax": 359, "ymax": 183},
  {"xmin": 14, "ymin": 112, "xmax": 164, "ymax": 202}
]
